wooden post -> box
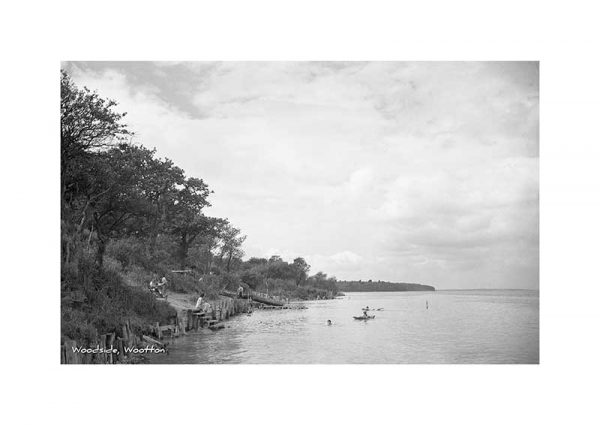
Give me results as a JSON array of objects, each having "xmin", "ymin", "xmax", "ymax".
[
  {"xmin": 122, "ymin": 324, "xmax": 128, "ymax": 344},
  {"xmin": 107, "ymin": 333, "xmax": 115, "ymax": 364},
  {"xmin": 125, "ymin": 321, "xmax": 133, "ymax": 347},
  {"xmin": 99, "ymin": 334, "xmax": 107, "ymax": 364},
  {"xmin": 142, "ymin": 335, "xmax": 166, "ymax": 348},
  {"xmin": 117, "ymin": 338, "xmax": 125, "ymax": 363},
  {"xmin": 64, "ymin": 340, "xmax": 73, "ymax": 364}
]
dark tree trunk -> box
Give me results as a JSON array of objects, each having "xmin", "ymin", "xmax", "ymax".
[
  {"xmin": 178, "ymin": 234, "xmax": 189, "ymax": 269},
  {"xmin": 96, "ymin": 238, "xmax": 106, "ymax": 267},
  {"xmin": 206, "ymin": 253, "xmax": 212, "ymax": 275},
  {"xmin": 226, "ymin": 250, "xmax": 233, "ymax": 272},
  {"xmin": 149, "ymin": 231, "xmax": 158, "ymax": 257}
]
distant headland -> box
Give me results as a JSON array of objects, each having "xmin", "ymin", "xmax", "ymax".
[{"xmin": 337, "ymin": 280, "xmax": 435, "ymax": 292}]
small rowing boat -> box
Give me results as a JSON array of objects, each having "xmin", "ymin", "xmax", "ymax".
[{"xmin": 353, "ymin": 315, "xmax": 375, "ymax": 320}]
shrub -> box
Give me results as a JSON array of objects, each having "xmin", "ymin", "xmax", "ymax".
[
  {"xmin": 221, "ymin": 272, "xmax": 241, "ymax": 291},
  {"xmin": 61, "ymin": 258, "xmax": 177, "ymax": 342}
]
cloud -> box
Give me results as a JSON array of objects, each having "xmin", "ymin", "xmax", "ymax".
[
  {"xmin": 329, "ymin": 251, "xmax": 363, "ymax": 265},
  {"xmin": 64, "ymin": 61, "xmax": 539, "ymax": 289}
]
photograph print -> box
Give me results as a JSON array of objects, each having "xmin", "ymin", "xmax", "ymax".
[{"xmin": 60, "ymin": 61, "xmax": 539, "ymax": 364}]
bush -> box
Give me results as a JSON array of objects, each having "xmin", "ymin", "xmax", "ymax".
[
  {"xmin": 107, "ymin": 237, "xmax": 145, "ymax": 269},
  {"xmin": 169, "ymin": 272, "xmax": 201, "ymax": 293},
  {"xmin": 221, "ymin": 272, "xmax": 241, "ymax": 291},
  {"xmin": 61, "ymin": 258, "xmax": 177, "ymax": 342},
  {"xmin": 123, "ymin": 264, "xmax": 156, "ymax": 288},
  {"xmin": 240, "ymin": 269, "xmax": 263, "ymax": 289}
]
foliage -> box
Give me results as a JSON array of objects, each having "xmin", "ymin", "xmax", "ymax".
[
  {"xmin": 60, "ymin": 70, "xmax": 342, "ymax": 349},
  {"xmin": 61, "ymin": 70, "xmax": 132, "ymax": 168},
  {"xmin": 217, "ymin": 224, "xmax": 246, "ymax": 272},
  {"xmin": 61, "ymin": 257, "xmax": 177, "ymax": 344},
  {"xmin": 292, "ymin": 257, "xmax": 310, "ymax": 286}
]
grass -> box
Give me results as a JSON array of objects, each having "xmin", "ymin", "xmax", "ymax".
[{"xmin": 61, "ymin": 257, "xmax": 177, "ymax": 344}]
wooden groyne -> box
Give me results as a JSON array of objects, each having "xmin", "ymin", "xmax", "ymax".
[
  {"xmin": 183, "ymin": 297, "xmax": 251, "ymax": 331},
  {"xmin": 61, "ymin": 297, "xmax": 251, "ymax": 364}
]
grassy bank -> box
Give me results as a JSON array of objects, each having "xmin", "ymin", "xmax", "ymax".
[{"xmin": 61, "ymin": 256, "xmax": 177, "ymax": 346}]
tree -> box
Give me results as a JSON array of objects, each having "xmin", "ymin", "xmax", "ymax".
[
  {"xmin": 245, "ymin": 257, "xmax": 268, "ymax": 268},
  {"xmin": 61, "ymin": 70, "xmax": 138, "ymax": 266},
  {"xmin": 137, "ymin": 156, "xmax": 185, "ymax": 255},
  {"xmin": 265, "ymin": 259, "xmax": 295, "ymax": 280},
  {"xmin": 308, "ymin": 271, "xmax": 338, "ymax": 293},
  {"xmin": 167, "ymin": 177, "xmax": 212, "ymax": 267},
  {"xmin": 61, "ymin": 70, "xmax": 132, "ymax": 204},
  {"xmin": 240, "ymin": 269, "xmax": 263, "ymax": 290},
  {"xmin": 219, "ymin": 224, "xmax": 247, "ymax": 272},
  {"xmin": 196, "ymin": 217, "xmax": 229, "ymax": 273},
  {"xmin": 292, "ymin": 257, "xmax": 310, "ymax": 286},
  {"xmin": 87, "ymin": 144, "xmax": 156, "ymax": 266}
]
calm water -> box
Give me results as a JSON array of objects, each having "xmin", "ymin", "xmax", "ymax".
[{"xmin": 152, "ymin": 290, "xmax": 539, "ymax": 364}]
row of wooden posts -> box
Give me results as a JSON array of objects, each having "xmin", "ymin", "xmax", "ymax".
[
  {"xmin": 61, "ymin": 297, "xmax": 251, "ymax": 364},
  {"xmin": 184, "ymin": 298, "xmax": 251, "ymax": 331}
]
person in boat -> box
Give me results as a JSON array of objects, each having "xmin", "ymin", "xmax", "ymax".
[
  {"xmin": 363, "ymin": 310, "xmax": 369, "ymax": 318},
  {"xmin": 327, "ymin": 320, "xmax": 332, "ymax": 325}
]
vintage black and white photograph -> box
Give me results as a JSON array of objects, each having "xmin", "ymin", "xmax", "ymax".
[{"xmin": 60, "ymin": 61, "xmax": 539, "ymax": 364}]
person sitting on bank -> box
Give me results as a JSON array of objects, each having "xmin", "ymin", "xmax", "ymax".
[
  {"xmin": 156, "ymin": 276, "xmax": 167, "ymax": 296},
  {"xmin": 149, "ymin": 279, "xmax": 156, "ymax": 292},
  {"xmin": 237, "ymin": 285, "xmax": 244, "ymax": 298},
  {"xmin": 194, "ymin": 292, "xmax": 205, "ymax": 311}
]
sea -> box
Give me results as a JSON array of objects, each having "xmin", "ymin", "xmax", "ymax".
[{"xmin": 151, "ymin": 289, "xmax": 539, "ymax": 364}]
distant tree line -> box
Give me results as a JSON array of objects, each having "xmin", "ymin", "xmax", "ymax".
[
  {"xmin": 336, "ymin": 280, "xmax": 435, "ymax": 292},
  {"xmin": 238, "ymin": 256, "xmax": 338, "ymax": 295}
]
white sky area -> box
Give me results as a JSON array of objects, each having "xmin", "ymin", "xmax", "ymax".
[{"xmin": 64, "ymin": 61, "xmax": 539, "ymax": 289}]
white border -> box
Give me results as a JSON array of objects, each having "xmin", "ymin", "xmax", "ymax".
[{"xmin": 2, "ymin": 1, "xmax": 599, "ymax": 423}]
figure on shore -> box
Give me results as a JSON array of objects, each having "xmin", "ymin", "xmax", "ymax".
[
  {"xmin": 149, "ymin": 277, "xmax": 165, "ymax": 297},
  {"xmin": 157, "ymin": 276, "xmax": 167, "ymax": 297},
  {"xmin": 194, "ymin": 292, "xmax": 205, "ymax": 311},
  {"xmin": 237, "ymin": 285, "xmax": 244, "ymax": 298},
  {"xmin": 149, "ymin": 279, "xmax": 158, "ymax": 295}
]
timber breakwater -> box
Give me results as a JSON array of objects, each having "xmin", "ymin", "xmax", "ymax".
[
  {"xmin": 61, "ymin": 297, "xmax": 251, "ymax": 364},
  {"xmin": 61, "ymin": 292, "xmax": 306, "ymax": 364}
]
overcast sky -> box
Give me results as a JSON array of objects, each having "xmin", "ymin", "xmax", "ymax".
[{"xmin": 64, "ymin": 61, "xmax": 538, "ymax": 289}]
